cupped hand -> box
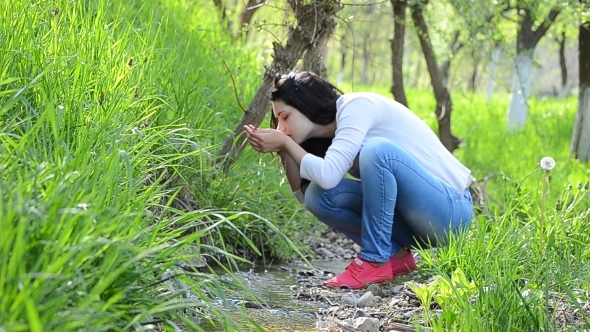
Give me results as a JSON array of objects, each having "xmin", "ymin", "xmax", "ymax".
[{"xmin": 244, "ymin": 125, "xmax": 288, "ymax": 153}]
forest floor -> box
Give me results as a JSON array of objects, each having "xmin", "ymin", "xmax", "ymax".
[
  {"xmin": 275, "ymin": 230, "xmax": 589, "ymax": 332},
  {"xmin": 296, "ymin": 230, "xmax": 435, "ymax": 331}
]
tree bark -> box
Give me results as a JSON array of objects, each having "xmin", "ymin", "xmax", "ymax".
[
  {"xmin": 240, "ymin": 0, "xmax": 263, "ymax": 41},
  {"xmin": 469, "ymin": 49, "xmax": 479, "ymax": 91},
  {"xmin": 336, "ymin": 33, "xmax": 347, "ymax": 85},
  {"xmin": 390, "ymin": 0, "xmax": 408, "ymax": 107},
  {"xmin": 411, "ymin": 1, "xmax": 461, "ymax": 153},
  {"xmin": 571, "ymin": 21, "xmax": 590, "ymax": 162},
  {"xmin": 218, "ymin": 0, "xmax": 341, "ymax": 168},
  {"xmin": 361, "ymin": 0, "xmax": 376, "ymax": 85},
  {"xmin": 303, "ymin": 43, "xmax": 328, "ymax": 77},
  {"xmin": 558, "ymin": 30, "xmax": 569, "ymax": 98},
  {"xmin": 506, "ymin": 7, "xmax": 560, "ymax": 132},
  {"xmin": 439, "ymin": 30, "xmax": 462, "ymax": 88}
]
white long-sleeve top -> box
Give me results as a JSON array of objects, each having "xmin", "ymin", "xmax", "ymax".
[{"xmin": 299, "ymin": 92, "xmax": 472, "ymax": 193}]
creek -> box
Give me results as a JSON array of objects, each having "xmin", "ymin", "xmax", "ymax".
[{"xmin": 200, "ymin": 260, "xmax": 349, "ymax": 332}]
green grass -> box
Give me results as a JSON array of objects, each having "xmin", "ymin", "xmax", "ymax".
[
  {"xmin": 0, "ymin": 0, "xmax": 292, "ymax": 330},
  {"xmin": 2, "ymin": 0, "xmax": 589, "ymax": 331}
]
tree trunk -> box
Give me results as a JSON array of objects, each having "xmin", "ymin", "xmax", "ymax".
[
  {"xmin": 411, "ymin": 1, "xmax": 460, "ymax": 153},
  {"xmin": 240, "ymin": 0, "xmax": 263, "ymax": 41},
  {"xmin": 439, "ymin": 30, "xmax": 462, "ymax": 88},
  {"xmin": 337, "ymin": 34, "xmax": 347, "ymax": 85},
  {"xmin": 469, "ymin": 49, "xmax": 479, "ymax": 91},
  {"xmin": 507, "ymin": 51, "xmax": 534, "ymax": 130},
  {"xmin": 571, "ymin": 21, "xmax": 590, "ymax": 162},
  {"xmin": 506, "ymin": 7, "xmax": 560, "ymax": 132},
  {"xmin": 486, "ymin": 44, "xmax": 501, "ymax": 102},
  {"xmin": 218, "ymin": 0, "xmax": 341, "ymax": 168},
  {"xmin": 303, "ymin": 43, "xmax": 328, "ymax": 77},
  {"xmin": 361, "ymin": 0, "xmax": 376, "ymax": 85},
  {"xmin": 558, "ymin": 30, "xmax": 569, "ymax": 98},
  {"xmin": 390, "ymin": 0, "xmax": 408, "ymax": 107}
]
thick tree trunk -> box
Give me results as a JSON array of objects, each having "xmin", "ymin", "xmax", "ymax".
[
  {"xmin": 411, "ymin": 2, "xmax": 460, "ymax": 153},
  {"xmin": 571, "ymin": 22, "xmax": 590, "ymax": 162},
  {"xmin": 390, "ymin": 0, "xmax": 408, "ymax": 107},
  {"xmin": 507, "ymin": 51, "xmax": 534, "ymax": 130},
  {"xmin": 303, "ymin": 43, "xmax": 328, "ymax": 77},
  {"xmin": 486, "ymin": 44, "xmax": 501, "ymax": 102},
  {"xmin": 240, "ymin": 0, "xmax": 263, "ymax": 41},
  {"xmin": 218, "ymin": 0, "xmax": 341, "ymax": 168},
  {"xmin": 506, "ymin": 7, "xmax": 560, "ymax": 132}
]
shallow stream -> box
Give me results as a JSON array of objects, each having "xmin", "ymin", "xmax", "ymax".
[{"xmin": 200, "ymin": 260, "xmax": 349, "ymax": 331}]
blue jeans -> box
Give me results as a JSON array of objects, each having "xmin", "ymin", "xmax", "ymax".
[{"xmin": 305, "ymin": 137, "xmax": 473, "ymax": 263}]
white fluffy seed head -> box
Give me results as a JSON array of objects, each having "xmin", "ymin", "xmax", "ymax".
[{"xmin": 539, "ymin": 157, "xmax": 556, "ymax": 171}]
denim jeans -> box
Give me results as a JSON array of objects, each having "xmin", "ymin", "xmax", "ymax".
[{"xmin": 305, "ymin": 137, "xmax": 473, "ymax": 263}]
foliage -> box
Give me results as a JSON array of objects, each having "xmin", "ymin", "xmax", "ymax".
[{"xmin": 0, "ymin": 0, "xmax": 282, "ymax": 330}]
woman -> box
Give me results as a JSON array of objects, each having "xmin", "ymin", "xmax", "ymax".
[{"xmin": 244, "ymin": 71, "xmax": 473, "ymax": 289}]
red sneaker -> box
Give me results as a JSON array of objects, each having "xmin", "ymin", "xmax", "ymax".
[
  {"xmin": 323, "ymin": 257, "xmax": 393, "ymax": 289},
  {"xmin": 389, "ymin": 252, "xmax": 417, "ymax": 278}
]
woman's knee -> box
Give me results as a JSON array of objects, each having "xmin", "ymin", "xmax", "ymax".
[{"xmin": 360, "ymin": 137, "xmax": 401, "ymax": 161}]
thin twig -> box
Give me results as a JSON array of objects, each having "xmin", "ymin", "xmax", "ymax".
[{"xmin": 209, "ymin": 43, "xmax": 247, "ymax": 113}]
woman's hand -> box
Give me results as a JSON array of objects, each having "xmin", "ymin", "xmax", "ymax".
[{"xmin": 244, "ymin": 124, "xmax": 288, "ymax": 153}]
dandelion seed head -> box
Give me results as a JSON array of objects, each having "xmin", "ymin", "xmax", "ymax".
[{"xmin": 539, "ymin": 157, "xmax": 556, "ymax": 171}]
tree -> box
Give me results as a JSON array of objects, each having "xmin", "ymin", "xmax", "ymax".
[
  {"xmin": 506, "ymin": 4, "xmax": 560, "ymax": 132},
  {"xmin": 571, "ymin": 15, "xmax": 590, "ymax": 161},
  {"xmin": 218, "ymin": 0, "xmax": 342, "ymax": 168},
  {"xmin": 240, "ymin": 0, "xmax": 264, "ymax": 41},
  {"xmin": 411, "ymin": 0, "xmax": 461, "ymax": 153},
  {"xmin": 390, "ymin": 0, "xmax": 408, "ymax": 107}
]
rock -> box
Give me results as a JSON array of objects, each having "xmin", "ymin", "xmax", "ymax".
[
  {"xmin": 391, "ymin": 284, "xmax": 404, "ymax": 294},
  {"xmin": 352, "ymin": 317, "xmax": 380, "ymax": 331},
  {"xmin": 353, "ymin": 309, "xmax": 369, "ymax": 319},
  {"xmin": 334, "ymin": 247, "xmax": 346, "ymax": 256},
  {"xmin": 352, "ymin": 244, "xmax": 361, "ymax": 253},
  {"xmin": 357, "ymin": 291, "xmax": 375, "ymax": 307},
  {"xmin": 366, "ymin": 284, "xmax": 385, "ymax": 297},
  {"xmin": 341, "ymin": 292, "xmax": 359, "ymax": 307},
  {"xmin": 317, "ymin": 247, "xmax": 335, "ymax": 258},
  {"xmin": 389, "ymin": 298, "xmax": 402, "ymax": 306}
]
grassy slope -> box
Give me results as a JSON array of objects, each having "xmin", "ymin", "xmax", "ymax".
[{"xmin": 0, "ymin": 0, "xmax": 282, "ymax": 330}]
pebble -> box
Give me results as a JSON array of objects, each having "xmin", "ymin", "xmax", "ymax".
[
  {"xmin": 366, "ymin": 284, "xmax": 385, "ymax": 297},
  {"xmin": 341, "ymin": 292, "xmax": 359, "ymax": 307},
  {"xmin": 353, "ymin": 317, "xmax": 380, "ymax": 331},
  {"xmin": 357, "ymin": 291, "xmax": 375, "ymax": 307}
]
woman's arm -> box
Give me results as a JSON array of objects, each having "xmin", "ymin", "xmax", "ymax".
[{"xmin": 279, "ymin": 151, "xmax": 301, "ymax": 192}]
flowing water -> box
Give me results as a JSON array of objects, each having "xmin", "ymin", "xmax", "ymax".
[{"xmin": 200, "ymin": 260, "xmax": 349, "ymax": 331}]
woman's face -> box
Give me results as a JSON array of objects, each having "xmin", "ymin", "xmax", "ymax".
[{"xmin": 272, "ymin": 100, "xmax": 314, "ymax": 144}]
